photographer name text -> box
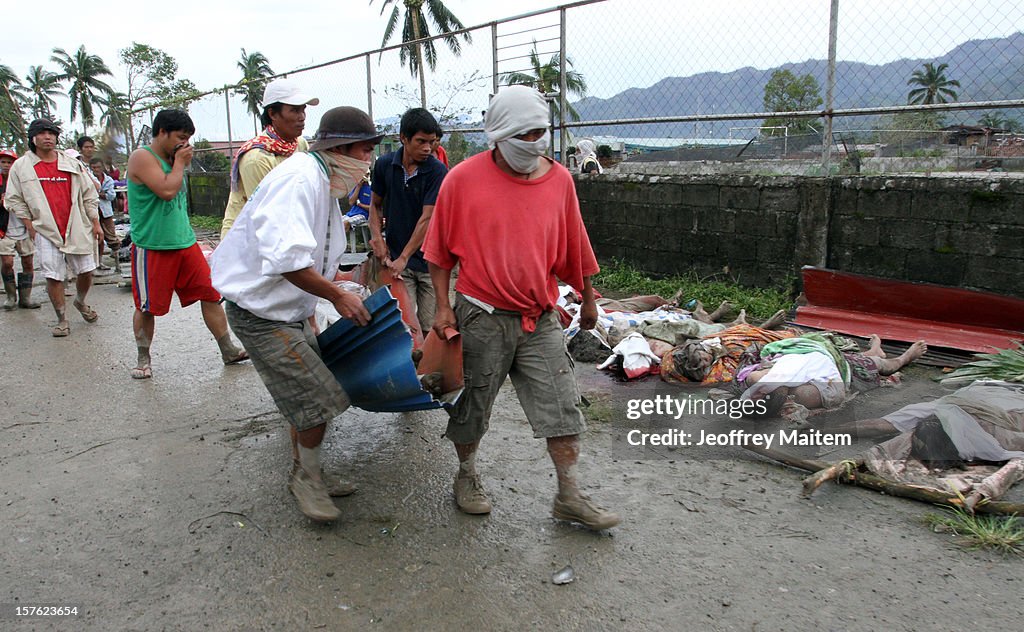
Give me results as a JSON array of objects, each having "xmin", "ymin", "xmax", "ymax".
[{"xmin": 625, "ymin": 428, "xmax": 851, "ymax": 449}]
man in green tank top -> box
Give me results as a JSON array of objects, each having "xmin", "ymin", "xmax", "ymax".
[{"xmin": 126, "ymin": 109, "xmax": 247, "ymax": 379}]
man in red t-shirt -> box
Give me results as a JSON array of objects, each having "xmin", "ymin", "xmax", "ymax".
[
  {"xmin": 423, "ymin": 86, "xmax": 620, "ymax": 531},
  {"xmin": 5, "ymin": 118, "xmax": 102, "ymax": 337}
]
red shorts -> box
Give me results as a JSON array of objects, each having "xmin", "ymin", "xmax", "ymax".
[{"xmin": 131, "ymin": 243, "xmax": 221, "ymax": 316}]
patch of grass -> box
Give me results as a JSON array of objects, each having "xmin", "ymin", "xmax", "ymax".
[
  {"xmin": 593, "ymin": 258, "xmax": 793, "ymax": 321},
  {"xmin": 924, "ymin": 506, "xmax": 1024, "ymax": 556},
  {"xmin": 582, "ymin": 397, "xmax": 617, "ymax": 423},
  {"xmin": 189, "ymin": 215, "xmax": 223, "ymax": 231}
]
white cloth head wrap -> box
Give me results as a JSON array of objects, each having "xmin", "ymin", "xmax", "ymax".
[{"xmin": 485, "ymin": 85, "xmax": 550, "ymax": 148}]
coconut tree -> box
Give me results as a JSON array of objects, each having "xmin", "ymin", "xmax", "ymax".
[
  {"xmin": 24, "ymin": 65, "xmax": 63, "ymax": 120},
  {"xmin": 98, "ymin": 91, "xmax": 131, "ymax": 136},
  {"xmin": 50, "ymin": 45, "xmax": 114, "ymax": 134},
  {"xmin": 500, "ymin": 42, "xmax": 588, "ymax": 122},
  {"xmin": 235, "ymin": 49, "xmax": 274, "ymax": 134},
  {"xmin": 374, "ymin": 0, "xmax": 472, "ymax": 108},
  {"xmin": 907, "ymin": 62, "xmax": 961, "ymax": 105},
  {"xmin": 0, "ymin": 63, "xmax": 29, "ymax": 148}
]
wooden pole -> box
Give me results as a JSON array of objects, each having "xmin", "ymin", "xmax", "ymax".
[{"xmin": 743, "ymin": 444, "xmax": 1024, "ymax": 516}]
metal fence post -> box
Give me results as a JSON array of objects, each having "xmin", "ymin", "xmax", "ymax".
[
  {"xmin": 822, "ymin": 0, "xmax": 839, "ymax": 174},
  {"xmin": 365, "ymin": 54, "xmax": 374, "ymax": 122},
  {"xmin": 224, "ymin": 89, "xmax": 234, "ymax": 157},
  {"xmin": 491, "ymin": 22, "xmax": 499, "ymax": 95},
  {"xmin": 559, "ymin": 7, "xmax": 568, "ymax": 166}
]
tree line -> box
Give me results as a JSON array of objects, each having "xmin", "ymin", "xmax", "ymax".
[
  {"xmin": 0, "ymin": 43, "xmax": 283, "ymax": 162},
  {"xmin": 761, "ymin": 62, "xmax": 1021, "ymax": 137}
]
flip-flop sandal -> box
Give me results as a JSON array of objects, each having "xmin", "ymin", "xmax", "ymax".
[
  {"xmin": 73, "ymin": 300, "xmax": 99, "ymax": 323},
  {"xmin": 223, "ymin": 350, "xmax": 250, "ymax": 365},
  {"xmin": 52, "ymin": 322, "xmax": 70, "ymax": 337},
  {"xmin": 130, "ymin": 366, "xmax": 153, "ymax": 379}
]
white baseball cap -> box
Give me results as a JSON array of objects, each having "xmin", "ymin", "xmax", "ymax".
[{"xmin": 262, "ymin": 78, "xmax": 319, "ymax": 107}]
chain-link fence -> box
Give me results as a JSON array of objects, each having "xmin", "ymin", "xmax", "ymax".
[{"xmin": 136, "ymin": 0, "xmax": 1024, "ymax": 173}]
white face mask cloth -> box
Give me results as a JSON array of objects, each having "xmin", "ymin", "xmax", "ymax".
[
  {"xmin": 317, "ymin": 150, "xmax": 372, "ymax": 199},
  {"xmin": 496, "ymin": 131, "xmax": 550, "ymax": 175}
]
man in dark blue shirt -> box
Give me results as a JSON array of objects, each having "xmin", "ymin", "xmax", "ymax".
[{"xmin": 369, "ymin": 108, "xmax": 448, "ymax": 336}]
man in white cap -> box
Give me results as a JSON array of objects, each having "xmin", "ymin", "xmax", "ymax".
[
  {"xmin": 220, "ymin": 78, "xmax": 319, "ymax": 239},
  {"xmin": 423, "ymin": 85, "xmax": 620, "ymax": 531},
  {"xmin": 211, "ymin": 106, "xmax": 383, "ymax": 523}
]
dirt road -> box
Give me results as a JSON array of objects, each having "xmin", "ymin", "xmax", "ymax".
[{"xmin": 1, "ymin": 283, "xmax": 1020, "ymax": 631}]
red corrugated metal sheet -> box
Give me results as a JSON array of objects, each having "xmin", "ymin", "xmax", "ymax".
[{"xmin": 794, "ymin": 267, "xmax": 1024, "ymax": 353}]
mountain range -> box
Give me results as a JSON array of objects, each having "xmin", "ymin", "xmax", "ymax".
[{"xmin": 572, "ymin": 32, "xmax": 1024, "ymax": 139}]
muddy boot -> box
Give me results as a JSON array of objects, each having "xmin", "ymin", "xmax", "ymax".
[
  {"xmin": 454, "ymin": 472, "xmax": 492, "ymax": 515},
  {"xmin": 111, "ymin": 248, "xmax": 122, "ymax": 275},
  {"xmin": 552, "ymin": 492, "xmax": 621, "ymax": 531},
  {"xmin": 289, "ymin": 466, "xmax": 341, "ymax": 522},
  {"xmin": 2, "ymin": 273, "xmax": 17, "ymax": 311},
  {"xmin": 17, "ymin": 273, "xmax": 41, "ymax": 309},
  {"xmin": 289, "ymin": 460, "xmax": 357, "ymax": 498}
]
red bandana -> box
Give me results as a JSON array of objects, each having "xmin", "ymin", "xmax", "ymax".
[{"xmin": 230, "ymin": 125, "xmax": 299, "ymax": 191}]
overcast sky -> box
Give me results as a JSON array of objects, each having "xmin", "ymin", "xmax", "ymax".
[{"xmin": 5, "ymin": 0, "xmax": 1020, "ymax": 141}]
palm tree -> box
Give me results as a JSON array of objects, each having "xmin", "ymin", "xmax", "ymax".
[
  {"xmin": 0, "ymin": 63, "xmax": 29, "ymax": 148},
  {"xmin": 977, "ymin": 112, "xmax": 1022, "ymax": 132},
  {"xmin": 375, "ymin": 0, "xmax": 472, "ymax": 108},
  {"xmin": 907, "ymin": 62, "xmax": 960, "ymax": 105},
  {"xmin": 98, "ymin": 91, "xmax": 130, "ymax": 136},
  {"xmin": 24, "ymin": 66, "xmax": 63, "ymax": 120},
  {"xmin": 235, "ymin": 49, "xmax": 274, "ymax": 134},
  {"xmin": 50, "ymin": 45, "xmax": 114, "ymax": 134},
  {"xmin": 500, "ymin": 42, "xmax": 588, "ymax": 122}
]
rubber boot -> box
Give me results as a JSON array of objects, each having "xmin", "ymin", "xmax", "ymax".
[
  {"xmin": 2, "ymin": 272, "xmax": 17, "ymax": 311},
  {"xmin": 111, "ymin": 247, "xmax": 122, "ymax": 275},
  {"xmin": 17, "ymin": 273, "xmax": 41, "ymax": 309}
]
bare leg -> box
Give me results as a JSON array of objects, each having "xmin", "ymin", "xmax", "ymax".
[
  {"xmin": 729, "ymin": 309, "xmax": 747, "ymax": 326},
  {"xmin": 691, "ymin": 301, "xmax": 713, "ymax": 324},
  {"xmin": 455, "ymin": 441, "xmax": 480, "ymax": 476},
  {"xmin": 132, "ymin": 309, "xmax": 155, "ymax": 379},
  {"xmin": 547, "ymin": 435, "xmax": 581, "ymax": 497},
  {"xmin": 707, "ymin": 300, "xmax": 733, "ymax": 322},
  {"xmin": 825, "ymin": 417, "xmax": 899, "ymax": 437},
  {"xmin": 863, "ymin": 334, "xmax": 886, "ymax": 358},
  {"xmin": 200, "ymin": 300, "xmax": 248, "ymax": 364},
  {"xmin": 71, "ymin": 272, "xmax": 98, "ymax": 322},
  {"xmin": 873, "ymin": 340, "xmax": 927, "ymax": 376},
  {"xmin": 548, "ymin": 434, "xmax": 620, "ymax": 530},
  {"xmin": 290, "ymin": 426, "xmax": 300, "ymax": 462},
  {"xmin": 760, "ymin": 309, "xmax": 787, "ymax": 330},
  {"xmin": 46, "ymin": 278, "xmax": 69, "ymax": 335}
]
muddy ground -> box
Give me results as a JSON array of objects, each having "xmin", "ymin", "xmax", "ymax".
[{"xmin": 1, "ymin": 280, "xmax": 1021, "ymax": 631}]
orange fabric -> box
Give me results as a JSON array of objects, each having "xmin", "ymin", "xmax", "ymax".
[{"xmin": 661, "ymin": 324, "xmax": 796, "ymax": 385}]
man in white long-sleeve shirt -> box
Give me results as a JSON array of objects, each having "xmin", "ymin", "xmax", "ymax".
[{"xmin": 211, "ymin": 106, "xmax": 382, "ymax": 523}]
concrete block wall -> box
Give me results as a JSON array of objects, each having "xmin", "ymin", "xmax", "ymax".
[
  {"xmin": 187, "ymin": 172, "xmax": 230, "ymax": 218},
  {"xmin": 576, "ymin": 173, "xmax": 1024, "ymax": 298},
  {"xmin": 187, "ymin": 168, "xmax": 1023, "ymax": 298},
  {"xmin": 828, "ymin": 176, "xmax": 1024, "ymax": 296}
]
